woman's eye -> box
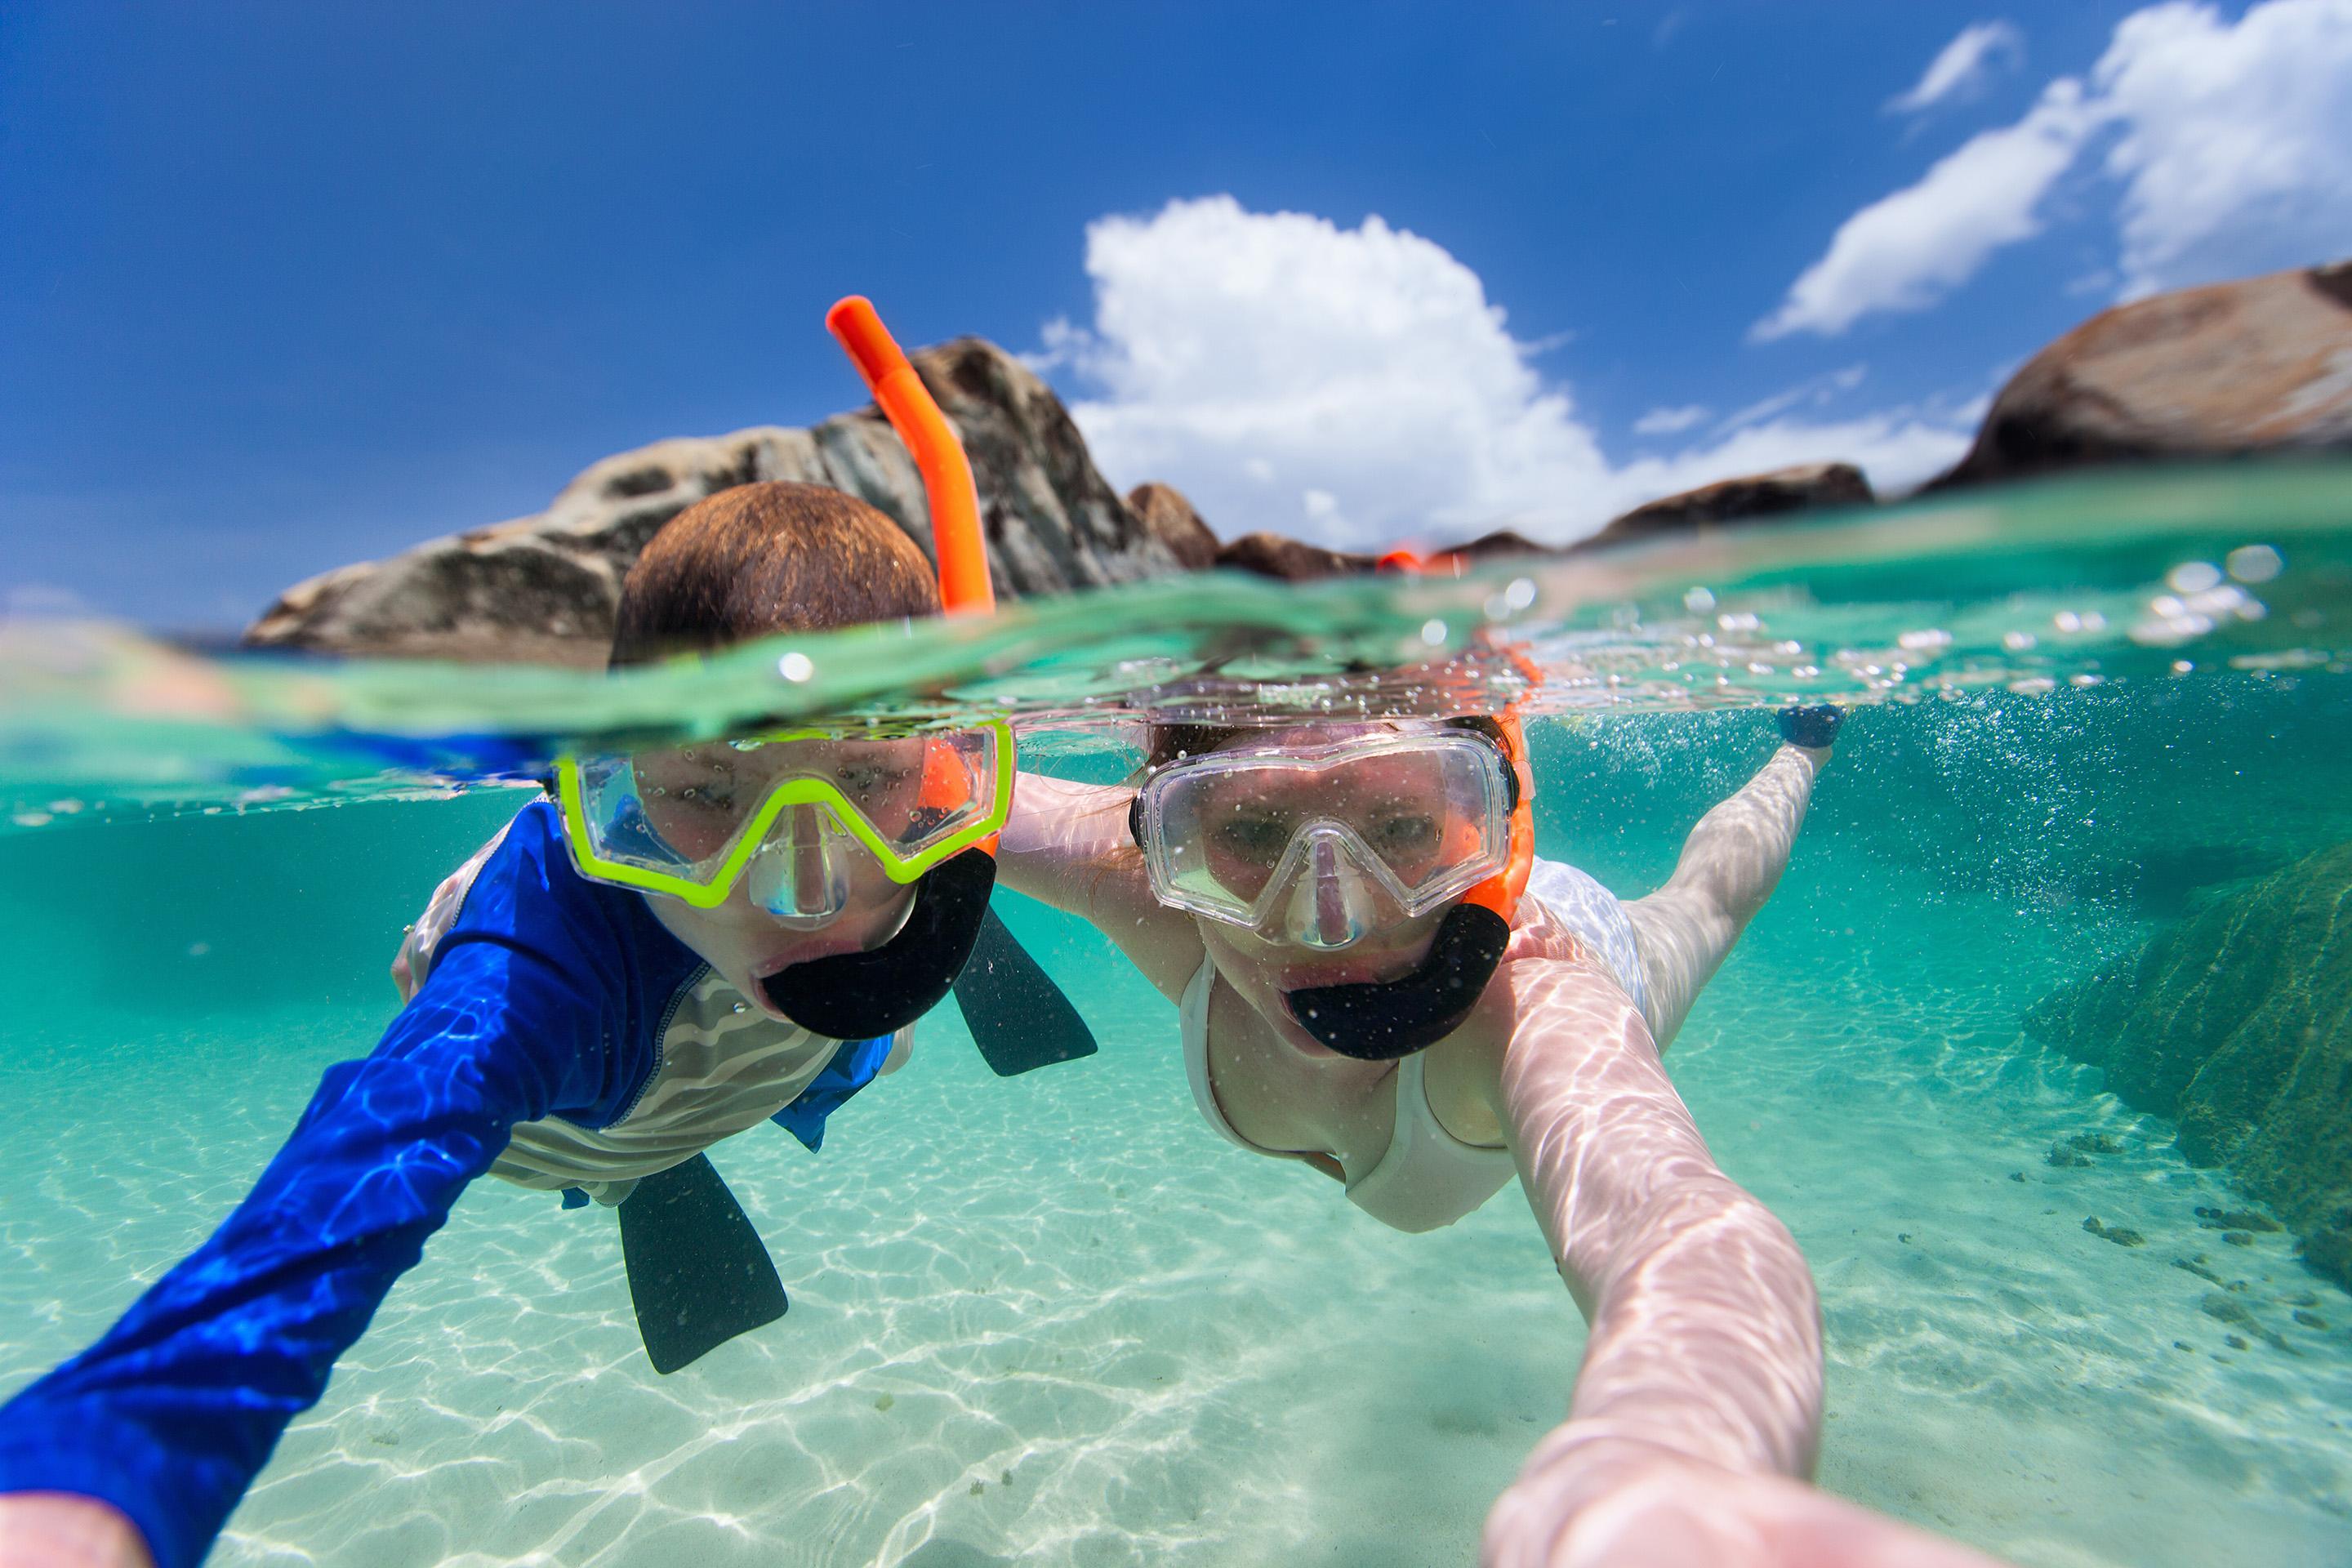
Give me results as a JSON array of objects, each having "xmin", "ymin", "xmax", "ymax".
[
  {"xmin": 1373, "ymin": 815, "xmax": 1439, "ymax": 853},
  {"xmin": 1217, "ymin": 816, "xmax": 1292, "ymax": 858}
]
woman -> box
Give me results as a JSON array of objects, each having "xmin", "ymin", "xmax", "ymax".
[{"xmin": 998, "ymin": 707, "xmax": 2007, "ymax": 1567}]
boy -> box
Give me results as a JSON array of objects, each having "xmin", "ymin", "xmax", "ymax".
[{"xmin": 0, "ymin": 481, "xmax": 1009, "ymax": 1568}]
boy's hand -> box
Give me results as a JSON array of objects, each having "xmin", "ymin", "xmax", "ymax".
[
  {"xmin": 0, "ymin": 1495, "xmax": 154, "ymax": 1568},
  {"xmin": 1483, "ymin": 1433, "xmax": 2015, "ymax": 1568}
]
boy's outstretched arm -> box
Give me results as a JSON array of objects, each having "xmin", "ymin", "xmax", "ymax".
[{"xmin": 0, "ymin": 813, "xmax": 645, "ymax": 1568}]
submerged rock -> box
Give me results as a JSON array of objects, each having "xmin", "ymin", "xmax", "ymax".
[
  {"xmin": 1931, "ymin": 259, "xmax": 2352, "ymax": 489},
  {"xmin": 2025, "ymin": 843, "xmax": 2352, "ymax": 1290},
  {"xmin": 2083, "ymin": 1216, "xmax": 2146, "ymax": 1246},
  {"xmin": 243, "ymin": 338, "xmax": 1187, "ymax": 663}
]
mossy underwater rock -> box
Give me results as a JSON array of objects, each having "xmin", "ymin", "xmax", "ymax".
[{"xmin": 2025, "ymin": 842, "xmax": 2352, "ymax": 1289}]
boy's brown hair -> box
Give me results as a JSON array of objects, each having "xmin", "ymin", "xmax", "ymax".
[{"xmin": 608, "ymin": 481, "xmax": 943, "ymax": 667}]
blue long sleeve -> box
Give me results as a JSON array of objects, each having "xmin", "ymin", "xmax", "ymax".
[{"xmin": 0, "ymin": 803, "xmax": 684, "ymax": 1568}]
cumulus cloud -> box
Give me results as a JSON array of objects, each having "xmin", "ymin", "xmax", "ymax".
[
  {"xmin": 2095, "ymin": 0, "xmax": 2352, "ymax": 296},
  {"xmin": 1760, "ymin": 0, "xmax": 2352, "ymax": 338},
  {"xmin": 1047, "ymin": 197, "xmax": 1972, "ymax": 550},
  {"xmin": 1753, "ymin": 78, "xmax": 2105, "ymax": 341},
  {"xmin": 1887, "ymin": 20, "xmax": 2026, "ymax": 114}
]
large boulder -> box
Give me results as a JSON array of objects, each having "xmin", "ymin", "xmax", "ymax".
[
  {"xmin": 1214, "ymin": 531, "xmax": 1379, "ymax": 581},
  {"xmin": 1127, "ymin": 482, "xmax": 1221, "ymax": 571},
  {"xmin": 2024, "ymin": 843, "xmax": 2352, "ymax": 1289},
  {"xmin": 1573, "ymin": 462, "xmax": 1875, "ymax": 551},
  {"xmin": 243, "ymin": 338, "xmax": 1187, "ymax": 663},
  {"xmin": 1931, "ymin": 260, "xmax": 2352, "ymax": 490}
]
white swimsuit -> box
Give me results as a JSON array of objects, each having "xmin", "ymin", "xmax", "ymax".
[{"xmin": 1179, "ymin": 857, "xmax": 1647, "ymax": 1233}]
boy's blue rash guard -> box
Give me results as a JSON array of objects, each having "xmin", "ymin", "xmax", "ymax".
[{"xmin": 0, "ymin": 802, "xmax": 875, "ymax": 1568}]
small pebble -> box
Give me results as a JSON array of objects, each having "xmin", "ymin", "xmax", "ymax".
[
  {"xmin": 2222, "ymin": 1231, "xmax": 2255, "ymax": 1247},
  {"xmin": 2172, "ymin": 1256, "xmax": 2225, "ymax": 1285},
  {"xmin": 875, "ymin": 1394, "xmax": 894, "ymax": 1412},
  {"xmin": 2066, "ymin": 1133, "xmax": 2125, "ymax": 1155},
  {"xmin": 969, "ymin": 1481, "xmax": 986, "ymax": 1497},
  {"xmin": 2172, "ymin": 1340, "xmax": 2194, "ymax": 1352},
  {"xmin": 1898, "ymin": 1232, "xmax": 1913, "ymax": 1244},
  {"xmin": 2045, "ymin": 1144, "xmax": 2092, "ymax": 1169},
  {"xmin": 2294, "ymin": 1310, "xmax": 2328, "ymax": 1330},
  {"xmin": 2009, "ymin": 1172, "xmax": 2028, "ymax": 1183},
  {"xmin": 2282, "ymin": 1290, "xmax": 2319, "ymax": 1307},
  {"xmin": 2225, "ymin": 1334, "xmax": 2250, "ymax": 1351},
  {"xmin": 1000, "ymin": 1469, "xmax": 1014, "ymax": 1486}
]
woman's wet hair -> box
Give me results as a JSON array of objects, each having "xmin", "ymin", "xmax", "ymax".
[
  {"xmin": 1141, "ymin": 714, "xmax": 1512, "ymax": 773},
  {"xmin": 609, "ymin": 482, "xmax": 943, "ymax": 668}
]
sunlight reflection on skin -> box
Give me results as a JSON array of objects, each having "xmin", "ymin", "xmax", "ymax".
[{"xmin": 1001, "ymin": 739, "xmax": 2015, "ymax": 1567}]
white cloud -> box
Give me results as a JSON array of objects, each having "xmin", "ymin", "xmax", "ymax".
[
  {"xmin": 1761, "ymin": 0, "xmax": 2352, "ymax": 338},
  {"xmin": 1753, "ymin": 78, "xmax": 2106, "ymax": 341},
  {"xmin": 2094, "ymin": 0, "xmax": 2352, "ymax": 296},
  {"xmin": 1049, "ymin": 198, "xmax": 1975, "ymax": 550},
  {"xmin": 1887, "ymin": 20, "xmax": 2026, "ymax": 114},
  {"xmin": 1633, "ymin": 404, "xmax": 1711, "ymax": 436}
]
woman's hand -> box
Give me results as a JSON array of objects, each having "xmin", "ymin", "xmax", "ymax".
[
  {"xmin": 0, "ymin": 1495, "xmax": 154, "ymax": 1568},
  {"xmin": 1482, "ymin": 1432, "xmax": 2014, "ymax": 1568}
]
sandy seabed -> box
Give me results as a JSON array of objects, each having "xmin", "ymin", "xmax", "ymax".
[{"xmin": 2, "ymin": 879, "xmax": 2347, "ymax": 1568}]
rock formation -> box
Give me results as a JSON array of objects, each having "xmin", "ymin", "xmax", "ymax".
[
  {"xmin": 1210, "ymin": 531, "xmax": 1379, "ymax": 582},
  {"xmin": 1571, "ymin": 463, "xmax": 1875, "ymax": 551},
  {"xmin": 243, "ymin": 258, "xmax": 2352, "ymax": 654},
  {"xmin": 244, "ymin": 339, "xmax": 1187, "ymax": 664},
  {"xmin": 1126, "ymin": 483, "xmax": 1221, "ymax": 571},
  {"xmin": 2024, "ymin": 843, "xmax": 2352, "ymax": 1290},
  {"xmin": 1931, "ymin": 259, "xmax": 2352, "ymax": 490}
]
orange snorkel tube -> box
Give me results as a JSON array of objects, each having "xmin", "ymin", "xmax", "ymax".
[
  {"xmin": 820, "ymin": 297, "xmax": 1099, "ymax": 1077},
  {"xmin": 826, "ymin": 296, "xmax": 996, "ymax": 617},
  {"xmin": 826, "ymin": 294, "xmax": 1002, "ymax": 855}
]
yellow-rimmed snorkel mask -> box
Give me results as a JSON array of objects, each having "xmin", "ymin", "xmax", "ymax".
[
  {"xmin": 558, "ymin": 719, "xmax": 1013, "ymax": 921},
  {"xmin": 553, "ymin": 297, "xmax": 1011, "ymax": 1040}
]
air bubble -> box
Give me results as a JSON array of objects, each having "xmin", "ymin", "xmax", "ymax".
[
  {"xmin": 2225, "ymin": 544, "xmax": 2282, "ymax": 583},
  {"xmin": 778, "ymin": 652, "xmax": 815, "ymax": 682},
  {"xmin": 1683, "ymin": 587, "xmax": 1716, "ymax": 613},
  {"xmin": 2167, "ymin": 560, "xmax": 2223, "ymax": 594}
]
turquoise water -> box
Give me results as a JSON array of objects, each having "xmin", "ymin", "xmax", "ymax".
[{"xmin": 3, "ymin": 468, "xmax": 2350, "ymax": 1566}]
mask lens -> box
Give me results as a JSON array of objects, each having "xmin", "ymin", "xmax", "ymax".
[
  {"xmin": 564, "ymin": 721, "xmax": 1010, "ymax": 904},
  {"xmin": 1142, "ymin": 734, "xmax": 1509, "ymax": 929}
]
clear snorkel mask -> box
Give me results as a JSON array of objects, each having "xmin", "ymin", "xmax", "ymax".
[{"xmin": 1130, "ymin": 716, "xmax": 1536, "ymax": 1060}]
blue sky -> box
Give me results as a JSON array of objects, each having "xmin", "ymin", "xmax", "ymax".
[{"xmin": 5, "ymin": 2, "xmax": 2348, "ymax": 629}]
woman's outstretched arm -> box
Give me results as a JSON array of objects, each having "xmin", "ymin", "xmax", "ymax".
[
  {"xmin": 996, "ymin": 773, "xmax": 1205, "ymax": 1000},
  {"xmin": 1624, "ymin": 733, "xmax": 1829, "ymax": 1048},
  {"xmin": 1476, "ymin": 959, "xmax": 2008, "ymax": 1567}
]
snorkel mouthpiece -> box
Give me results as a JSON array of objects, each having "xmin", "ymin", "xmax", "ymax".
[
  {"xmin": 1282, "ymin": 902, "xmax": 1512, "ymax": 1060},
  {"xmin": 760, "ymin": 849, "xmax": 997, "ymax": 1038}
]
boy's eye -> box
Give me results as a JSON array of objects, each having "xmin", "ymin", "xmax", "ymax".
[
  {"xmin": 674, "ymin": 778, "xmax": 737, "ymax": 813},
  {"xmin": 836, "ymin": 764, "xmax": 914, "ymax": 802}
]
